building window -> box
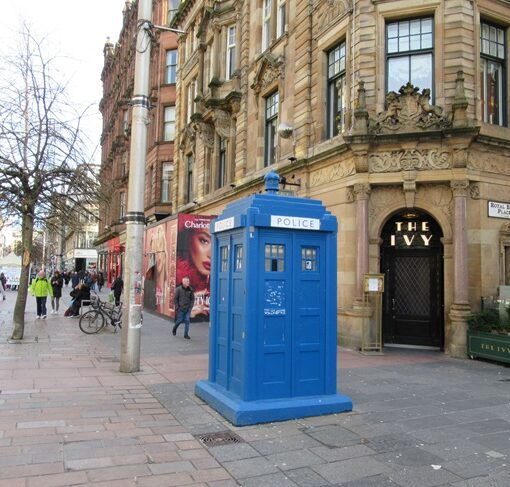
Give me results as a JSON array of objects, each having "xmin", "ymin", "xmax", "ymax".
[
  {"xmin": 265, "ymin": 244, "xmax": 285, "ymax": 272},
  {"xmin": 164, "ymin": 106, "xmax": 176, "ymax": 141},
  {"xmin": 161, "ymin": 162, "xmax": 172, "ymax": 203},
  {"xmin": 122, "ymin": 109, "xmax": 129, "ymax": 135},
  {"xmin": 166, "ymin": 49, "xmax": 178, "ymax": 84},
  {"xmin": 76, "ymin": 232, "xmax": 88, "ymax": 249},
  {"xmin": 120, "ymin": 152, "xmax": 128, "ymax": 177},
  {"xmin": 277, "ymin": 0, "xmax": 286, "ymax": 38},
  {"xmin": 167, "ymin": 0, "xmax": 180, "ymax": 25},
  {"xmin": 386, "ymin": 17, "xmax": 434, "ymax": 96},
  {"xmin": 226, "ymin": 25, "xmax": 236, "ymax": 80},
  {"xmin": 481, "ymin": 22, "xmax": 506, "ymax": 126},
  {"xmin": 119, "ymin": 191, "xmax": 126, "ymax": 219},
  {"xmin": 262, "ymin": 0, "xmax": 272, "ymax": 51},
  {"xmin": 261, "ymin": 0, "xmax": 285, "ymax": 51},
  {"xmin": 187, "ymin": 79, "xmax": 196, "ymax": 122},
  {"xmin": 327, "ymin": 42, "xmax": 346, "ymax": 137},
  {"xmin": 186, "ymin": 154, "xmax": 193, "ymax": 204},
  {"xmin": 218, "ymin": 138, "xmax": 227, "ymax": 188},
  {"xmin": 264, "ymin": 91, "xmax": 279, "ymax": 167}
]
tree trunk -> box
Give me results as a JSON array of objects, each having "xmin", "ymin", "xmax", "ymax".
[{"xmin": 11, "ymin": 211, "xmax": 34, "ymax": 340}]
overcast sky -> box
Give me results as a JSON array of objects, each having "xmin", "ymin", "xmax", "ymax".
[{"xmin": 1, "ymin": 0, "xmax": 128, "ymax": 163}]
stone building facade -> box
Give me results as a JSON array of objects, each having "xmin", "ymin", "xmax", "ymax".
[
  {"xmin": 169, "ymin": 0, "xmax": 510, "ymax": 357},
  {"xmin": 97, "ymin": 0, "xmax": 178, "ymax": 285}
]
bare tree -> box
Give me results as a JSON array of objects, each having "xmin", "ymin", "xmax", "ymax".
[{"xmin": 0, "ymin": 24, "xmax": 102, "ymax": 340}]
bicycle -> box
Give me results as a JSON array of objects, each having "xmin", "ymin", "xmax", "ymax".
[{"xmin": 79, "ymin": 294, "xmax": 123, "ymax": 334}]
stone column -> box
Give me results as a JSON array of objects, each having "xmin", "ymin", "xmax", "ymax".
[
  {"xmin": 448, "ymin": 180, "xmax": 471, "ymax": 358},
  {"xmin": 354, "ymin": 183, "xmax": 370, "ymax": 302}
]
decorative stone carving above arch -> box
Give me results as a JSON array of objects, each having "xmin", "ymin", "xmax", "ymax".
[
  {"xmin": 250, "ymin": 53, "xmax": 285, "ymax": 96},
  {"xmin": 369, "ymin": 83, "xmax": 452, "ymax": 134}
]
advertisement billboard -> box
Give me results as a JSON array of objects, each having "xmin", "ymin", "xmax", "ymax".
[
  {"xmin": 176, "ymin": 214, "xmax": 215, "ymax": 322},
  {"xmin": 143, "ymin": 214, "xmax": 215, "ymax": 321}
]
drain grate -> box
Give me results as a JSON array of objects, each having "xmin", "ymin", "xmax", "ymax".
[{"xmin": 196, "ymin": 430, "xmax": 244, "ymax": 447}]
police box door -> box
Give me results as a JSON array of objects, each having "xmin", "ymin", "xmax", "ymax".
[
  {"xmin": 258, "ymin": 230, "xmax": 326, "ymax": 399},
  {"xmin": 380, "ymin": 211, "xmax": 444, "ymax": 348}
]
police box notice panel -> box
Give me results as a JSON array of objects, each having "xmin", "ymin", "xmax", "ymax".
[{"xmin": 488, "ymin": 201, "xmax": 510, "ymax": 220}]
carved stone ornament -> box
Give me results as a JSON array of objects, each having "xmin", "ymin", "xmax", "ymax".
[
  {"xmin": 213, "ymin": 109, "xmax": 235, "ymax": 139},
  {"xmin": 193, "ymin": 121, "xmax": 215, "ymax": 148},
  {"xmin": 251, "ymin": 54, "xmax": 285, "ymax": 95},
  {"xmin": 469, "ymin": 183, "xmax": 480, "ymax": 200},
  {"xmin": 179, "ymin": 124, "xmax": 196, "ymax": 152},
  {"xmin": 310, "ymin": 160, "xmax": 356, "ymax": 187},
  {"xmin": 501, "ymin": 221, "xmax": 510, "ymax": 235},
  {"xmin": 417, "ymin": 184, "xmax": 453, "ymax": 220},
  {"xmin": 370, "ymin": 83, "xmax": 452, "ymax": 134},
  {"xmin": 450, "ymin": 180, "xmax": 469, "ymax": 198},
  {"xmin": 369, "ymin": 186, "xmax": 404, "ymax": 222},
  {"xmin": 314, "ymin": 0, "xmax": 351, "ymax": 35},
  {"xmin": 368, "ymin": 149, "xmax": 451, "ymax": 173}
]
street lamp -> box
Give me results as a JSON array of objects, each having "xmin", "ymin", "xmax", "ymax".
[{"xmin": 119, "ymin": 2, "xmax": 186, "ymax": 373}]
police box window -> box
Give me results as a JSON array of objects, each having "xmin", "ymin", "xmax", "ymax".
[
  {"xmin": 265, "ymin": 244, "xmax": 285, "ymax": 272},
  {"xmin": 220, "ymin": 246, "xmax": 229, "ymax": 272},
  {"xmin": 302, "ymin": 247, "xmax": 318, "ymax": 271},
  {"xmin": 234, "ymin": 244, "xmax": 243, "ymax": 271}
]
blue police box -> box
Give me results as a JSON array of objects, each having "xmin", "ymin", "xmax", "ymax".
[{"xmin": 195, "ymin": 172, "xmax": 352, "ymax": 425}]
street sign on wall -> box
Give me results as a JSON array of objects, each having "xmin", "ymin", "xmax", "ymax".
[{"xmin": 488, "ymin": 201, "xmax": 510, "ymax": 219}]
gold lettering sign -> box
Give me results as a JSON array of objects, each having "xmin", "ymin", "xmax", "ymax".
[{"xmin": 390, "ymin": 221, "xmax": 433, "ymax": 248}]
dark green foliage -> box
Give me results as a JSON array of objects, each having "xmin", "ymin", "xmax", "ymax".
[{"xmin": 468, "ymin": 308, "xmax": 510, "ymax": 334}]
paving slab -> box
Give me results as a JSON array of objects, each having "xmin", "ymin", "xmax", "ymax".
[{"xmin": 2, "ymin": 292, "xmax": 510, "ymax": 486}]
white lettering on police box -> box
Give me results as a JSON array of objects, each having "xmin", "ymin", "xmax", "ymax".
[
  {"xmin": 214, "ymin": 217, "xmax": 235, "ymax": 232},
  {"xmin": 270, "ymin": 215, "xmax": 320, "ymax": 230}
]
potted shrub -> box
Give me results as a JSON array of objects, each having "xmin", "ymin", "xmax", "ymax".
[{"xmin": 467, "ymin": 304, "xmax": 510, "ymax": 364}]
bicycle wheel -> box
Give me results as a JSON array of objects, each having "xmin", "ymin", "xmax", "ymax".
[{"xmin": 79, "ymin": 310, "xmax": 105, "ymax": 334}]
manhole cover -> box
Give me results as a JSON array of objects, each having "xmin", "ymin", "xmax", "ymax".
[{"xmin": 196, "ymin": 430, "xmax": 244, "ymax": 447}]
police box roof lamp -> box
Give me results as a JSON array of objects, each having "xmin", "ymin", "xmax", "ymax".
[{"xmin": 265, "ymin": 171, "xmax": 280, "ymax": 194}]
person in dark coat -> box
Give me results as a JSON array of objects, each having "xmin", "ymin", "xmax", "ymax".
[
  {"xmin": 69, "ymin": 283, "xmax": 90, "ymax": 317},
  {"xmin": 50, "ymin": 270, "xmax": 64, "ymax": 314},
  {"xmin": 172, "ymin": 276, "xmax": 195, "ymax": 339},
  {"xmin": 111, "ymin": 275, "xmax": 123, "ymax": 306},
  {"xmin": 97, "ymin": 271, "xmax": 105, "ymax": 292},
  {"xmin": 71, "ymin": 271, "xmax": 80, "ymax": 288},
  {"xmin": 0, "ymin": 272, "xmax": 6, "ymax": 300}
]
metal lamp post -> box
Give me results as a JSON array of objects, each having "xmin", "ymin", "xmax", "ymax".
[{"xmin": 119, "ymin": 0, "xmax": 153, "ymax": 373}]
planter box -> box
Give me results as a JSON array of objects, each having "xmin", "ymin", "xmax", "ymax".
[{"xmin": 468, "ymin": 331, "xmax": 510, "ymax": 365}]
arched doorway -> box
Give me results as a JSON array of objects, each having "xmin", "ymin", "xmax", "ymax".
[{"xmin": 380, "ymin": 210, "xmax": 444, "ymax": 348}]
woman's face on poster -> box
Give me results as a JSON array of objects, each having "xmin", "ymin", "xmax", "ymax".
[{"xmin": 190, "ymin": 230, "xmax": 211, "ymax": 276}]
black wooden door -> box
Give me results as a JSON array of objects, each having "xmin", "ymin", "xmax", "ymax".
[
  {"xmin": 380, "ymin": 211, "xmax": 443, "ymax": 348},
  {"xmin": 382, "ymin": 249, "xmax": 443, "ymax": 347}
]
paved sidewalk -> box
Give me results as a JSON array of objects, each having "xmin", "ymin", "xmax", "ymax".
[{"xmin": 0, "ymin": 289, "xmax": 509, "ymax": 486}]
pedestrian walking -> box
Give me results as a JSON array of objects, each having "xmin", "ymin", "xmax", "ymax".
[
  {"xmin": 50, "ymin": 270, "xmax": 64, "ymax": 314},
  {"xmin": 172, "ymin": 276, "xmax": 194, "ymax": 339},
  {"xmin": 0, "ymin": 272, "xmax": 6, "ymax": 300},
  {"xmin": 29, "ymin": 270, "xmax": 53, "ymax": 319},
  {"xmin": 111, "ymin": 274, "xmax": 123, "ymax": 306},
  {"xmin": 97, "ymin": 271, "xmax": 105, "ymax": 292},
  {"xmin": 63, "ymin": 271, "xmax": 71, "ymax": 287}
]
